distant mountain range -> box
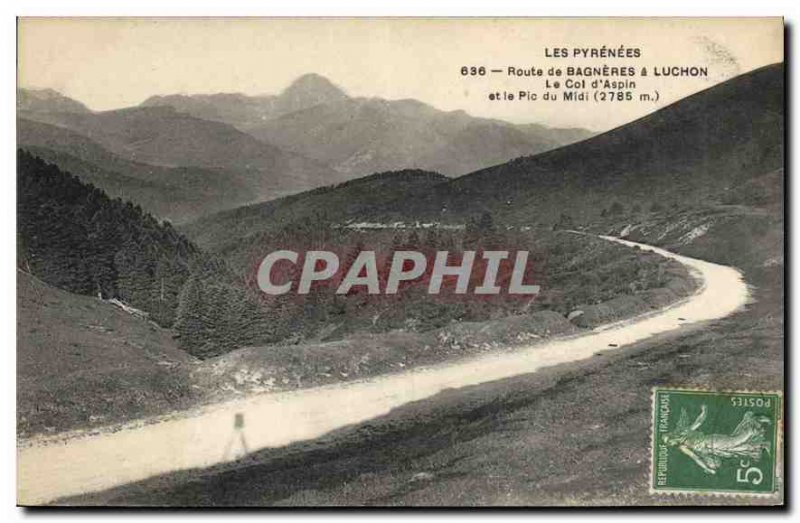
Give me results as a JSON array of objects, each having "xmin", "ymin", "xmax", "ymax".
[
  {"xmin": 18, "ymin": 89, "xmax": 346, "ymax": 222},
  {"xmin": 19, "ymin": 64, "xmax": 782, "ymax": 238},
  {"xmin": 18, "ymin": 74, "xmax": 591, "ymax": 222},
  {"xmin": 185, "ymin": 63, "xmax": 784, "ymax": 251},
  {"xmin": 140, "ymin": 73, "xmax": 350, "ymax": 128},
  {"xmin": 17, "ymin": 118, "xmax": 259, "ymax": 221},
  {"xmin": 18, "ymin": 104, "xmax": 335, "ymax": 180},
  {"xmin": 246, "ymin": 96, "xmax": 591, "ymax": 177},
  {"xmin": 139, "ymin": 73, "xmax": 593, "ymax": 177}
]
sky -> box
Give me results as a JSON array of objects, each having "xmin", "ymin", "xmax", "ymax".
[{"xmin": 18, "ymin": 18, "xmax": 783, "ymax": 131}]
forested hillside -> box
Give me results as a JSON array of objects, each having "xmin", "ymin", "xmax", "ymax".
[
  {"xmin": 17, "ymin": 150, "xmax": 196, "ymax": 326},
  {"xmin": 16, "ymin": 150, "xmax": 284, "ymax": 359}
]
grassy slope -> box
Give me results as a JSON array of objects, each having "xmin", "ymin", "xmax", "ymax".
[
  {"xmin": 357, "ymin": 63, "xmax": 784, "ymax": 226},
  {"xmin": 17, "ymin": 271, "xmax": 200, "ymax": 437}
]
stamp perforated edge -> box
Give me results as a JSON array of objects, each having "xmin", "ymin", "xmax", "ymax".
[{"xmin": 647, "ymin": 386, "xmax": 784, "ymax": 499}]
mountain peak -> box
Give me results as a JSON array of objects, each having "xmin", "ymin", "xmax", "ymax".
[
  {"xmin": 284, "ymin": 73, "xmax": 345, "ymax": 93},
  {"xmin": 279, "ymin": 73, "xmax": 349, "ymax": 110}
]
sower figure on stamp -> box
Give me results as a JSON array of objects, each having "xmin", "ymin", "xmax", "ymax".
[{"xmin": 663, "ymin": 405, "xmax": 771, "ymax": 475}]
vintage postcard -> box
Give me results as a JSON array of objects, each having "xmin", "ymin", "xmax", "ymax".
[{"xmin": 16, "ymin": 17, "xmax": 784, "ymax": 507}]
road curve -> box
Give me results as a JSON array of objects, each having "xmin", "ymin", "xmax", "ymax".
[{"xmin": 17, "ymin": 236, "xmax": 749, "ymax": 505}]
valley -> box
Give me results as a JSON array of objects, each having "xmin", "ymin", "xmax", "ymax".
[{"xmin": 18, "ymin": 74, "xmax": 590, "ymax": 224}]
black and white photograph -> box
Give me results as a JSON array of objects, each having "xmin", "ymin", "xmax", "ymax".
[{"xmin": 11, "ymin": 15, "xmax": 786, "ymax": 508}]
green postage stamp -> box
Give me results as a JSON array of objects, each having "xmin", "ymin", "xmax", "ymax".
[{"xmin": 651, "ymin": 388, "xmax": 782, "ymax": 496}]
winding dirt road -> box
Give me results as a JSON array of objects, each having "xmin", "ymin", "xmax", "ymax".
[{"xmin": 17, "ymin": 236, "xmax": 749, "ymax": 505}]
